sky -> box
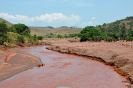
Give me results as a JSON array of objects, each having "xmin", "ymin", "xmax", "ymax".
[{"xmin": 0, "ymin": 0, "xmax": 133, "ymax": 28}]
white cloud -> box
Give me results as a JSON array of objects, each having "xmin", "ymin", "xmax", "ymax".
[
  {"xmin": 0, "ymin": 13, "xmax": 34, "ymax": 23},
  {"xmin": 91, "ymin": 17, "xmax": 96, "ymax": 20},
  {"xmin": 0, "ymin": 13, "xmax": 79, "ymax": 24},
  {"xmin": 33, "ymin": 13, "xmax": 79, "ymax": 23},
  {"xmin": 81, "ymin": 17, "xmax": 97, "ymax": 26}
]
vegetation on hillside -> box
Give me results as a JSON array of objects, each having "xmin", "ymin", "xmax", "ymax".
[
  {"xmin": 80, "ymin": 16, "xmax": 133, "ymax": 42},
  {"xmin": 0, "ymin": 23, "xmax": 8, "ymax": 44},
  {"xmin": 0, "ymin": 22, "xmax": 44, "ymax": 48},
  {"xmin": 9, "ymin": 24, "xmax": 30, "ymax": 35},
  {"xmin": 1, "ymin": 16, "xmax": 133, "ymax": 47}
]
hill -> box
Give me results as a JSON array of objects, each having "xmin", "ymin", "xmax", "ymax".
[
  {"xmin": 29, "ymin": 26, "xmax": 54, "ymax": 30},
  {"xmin": 96, "ymin": 16, "xmax": 133, "ymax": 33},
  {"xmin": 0, "ymin": 18, "xmax": 13, "ymax": 27},
  {"xmin": 0, "ymin": 18, "xmax": 83, "ymax": 37},
  {"xmin": 30, "ymin": 16, "xmax": 133, "ymax": 36},
  {"xmin": 30, "ymin": 27, "xmax": 83, "ymax": 36},
  {"xmin": 47, "ymin": 27, "xmax": 83, "ymax": 35},
  {"xmin": 1, "ymin": 16, "xmax": 133, "ymax": 37},
  {"xmin": 29, "ymin": 27, "xmax": 48, "ymax": 36}
]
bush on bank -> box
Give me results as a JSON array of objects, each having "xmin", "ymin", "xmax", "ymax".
[{"xmin": 17, "ymin": 36, "xmax": 25, "ymax": 43}]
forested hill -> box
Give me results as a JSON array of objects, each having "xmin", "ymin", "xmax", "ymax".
[
  {"xmin": 95, "ymin": 16, "xmax": 133, "ymax": 33},
  {"xmin": 80, "ymin": 16, "xmax": 133, "ymax": 42}
]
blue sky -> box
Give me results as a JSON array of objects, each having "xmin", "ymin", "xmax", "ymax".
[{"xmin": 0, "ymin": 0, "xmax": 133, "ymax": 28}]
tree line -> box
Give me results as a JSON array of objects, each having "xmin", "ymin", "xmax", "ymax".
[
  {"xmin": 0, "ymin": 23, "xmax": 43, "ymax": 46},
  {"xmin": 80, "ymin": 16, "xmax": 133, "ymax": 42}
]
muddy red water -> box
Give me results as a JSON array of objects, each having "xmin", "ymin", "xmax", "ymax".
[{"xmin": 0, "ymin": 46, "xmax": 128, "ymax": 88}]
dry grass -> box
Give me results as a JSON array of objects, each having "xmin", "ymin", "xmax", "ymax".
[
  {"xmin": 7, "ymin": 32, "xmax": 28, "ymax": 41},
  {"xmin": 0, "ymin": 18, "xmax": 13, "ymax": 27},
  {"xmin": 30, "ymin": 27, "xmax": 48, "ymax": 36},
  {"xmin": 48, "ymin": 27, "xmax": 83, "ymax": 35},
  {"xmin": 30, "ymin": 27, "xmax": 83, "ymax": 36}
]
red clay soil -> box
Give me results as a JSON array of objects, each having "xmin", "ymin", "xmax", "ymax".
[
  {"xmin": 0, "ymin": 50, "xmax": 42, "ymax": 81},
  {"xmin": 0, "ymin": 41, "xmax": 45, "ymax": 81},
  {"xmin": 43, "ymin": 39, "xmax": 133, "ymax": 88},
  {"xmin": 0, "ymin": 50, "xmax": 6, "ymax": 67}
]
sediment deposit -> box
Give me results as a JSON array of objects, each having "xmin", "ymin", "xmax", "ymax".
[{"xmin": 0, "ymin": 50, "xmax": 42, "ymax": 81}]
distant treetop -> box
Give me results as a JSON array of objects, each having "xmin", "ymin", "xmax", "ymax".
[
  {"xmin": 126, "ymin": 16, "xmax": 133, "ymax": 20},
  {"xmin": 46, "ymin": 26, "xmax": 54, "ymax": 29}
]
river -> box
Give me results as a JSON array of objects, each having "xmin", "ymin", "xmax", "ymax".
[{"xmin": 0, "ymin": 46, "xmax": 128, "ymax": 88}]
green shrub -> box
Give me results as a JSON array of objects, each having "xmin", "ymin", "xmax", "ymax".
[
  {"xmin": 64, "ymin": 34, "xmax": 68, "ymax": 38},
  {"xmin": 33, "ymin": 34, "xmax": 38, "ymax": 41},
  {"xmin": 9, "ymin": 23, "xmax": 30, "ymax": 36},
  {"xmin": 57, "ymin": 34, "xmax": 62, "ymax": 38},
  {"xmin": 17, "ymin": 36, "xmax": 25, "ymax": 43},
  {"xmin": 80, "ymin": 33, "xmax": 89, "ymax": 42},
  {"xmin": 80, "ymin": 26, "xmax": 100, "ymax": 42},
  {"xmin": 48, "ymin": 36, "xmax": 53, "ymax": 38},
  {"xmin": 0, "ymin": 23, "xmax": 8, "ymax": 44},
  {"xmin": 38, "ymin": 36, "xmax": 43, "ymax": 40}
]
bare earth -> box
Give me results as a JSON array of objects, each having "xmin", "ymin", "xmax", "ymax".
[
  {"xmin": 0, "ymin": 50, "xmax": 43, "ymax": 81},
  {"xmin": 43, "ymin": 39, "xmax": 133, "ymax": 88}
]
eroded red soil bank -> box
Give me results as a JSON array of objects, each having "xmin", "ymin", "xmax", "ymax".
[
  {"xmin": 43, "ymin": 39, "xmax": 133, "ymax": 88},
  {"xmin": 0, "ymin": 46, "xmax": 128, "ymax": 88}
]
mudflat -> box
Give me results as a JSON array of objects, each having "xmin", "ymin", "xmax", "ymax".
[{"xmin": 44, "ymin": 39, "xmax": 133, "ymax": 87}]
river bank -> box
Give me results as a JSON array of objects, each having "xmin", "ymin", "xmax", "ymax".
[
  {"xmin": 0, "ymin": 46, "xmax": 128, "ymax": 88},
  {"xmin": 0, "ymin": 42, "xmax": 45, "ymax": 81},
  {"xmin": 0, "ymin": 39, "xmax": 132, "ymax": 87},
  {"xmin": 43, "ymin": 39, "xmax": 133, "ymax": 88}
]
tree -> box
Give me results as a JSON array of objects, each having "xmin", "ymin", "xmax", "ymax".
[
  {"xmin": 9, "ymin": 24, "xmax": 30, "ymax": 36},
  {"xmin": 129, "ymin": 30, "xmax": 133, "ymax": 35},
  {"xmin": 102, "ymin": 23, "xmax": 107, "ymax": 27},
  {"xmin": 17, "ymin": 36, "xmax": 25, "ymax": 43},
  {"xmin": 120, "ymin": 23, "xmax": 126, "ymax": 39},
  {"xmin": 64, "ymin": 34, "xmax": 68, "ymax": 38},
  {"xmin": 57, "ymin": 34, "xmax": 62, "ymax": 39},
  {"xmin": 0, "ymin": 23, "xmax": 8, "ymax": 44},
  {"xmin": 50, "ymin": 33, "xmax": 53, "ymax": 36},
  {"xmin": 38, "ymin": 36, "xmax": 43, "ymax": 40},
  {"xmin": 80, "ymin": 26, "xmax": 100, "ymax": 42}
]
